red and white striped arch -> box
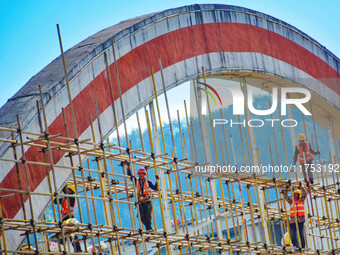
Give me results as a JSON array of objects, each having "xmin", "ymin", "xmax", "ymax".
[{"xmin": 1, "ymin": 5, "xmax": 339, "ymax": 249}]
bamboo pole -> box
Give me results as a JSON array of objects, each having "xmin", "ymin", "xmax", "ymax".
[{"xmin": 145, "ymin": 110, "xmax": 172, "ymax": 254}]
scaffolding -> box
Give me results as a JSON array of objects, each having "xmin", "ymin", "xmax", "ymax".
[{"xmin": 0, "ymin": 26, "xmax": 340, "ymax": 255}]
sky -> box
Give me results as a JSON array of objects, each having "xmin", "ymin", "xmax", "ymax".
[{"xmin": 0, "ymin": 0, "xmax": 339, "ymax": 109}]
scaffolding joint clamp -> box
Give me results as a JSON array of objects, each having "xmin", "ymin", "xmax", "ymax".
[
  {"xmin": 163, "ymin": 231, "xmax": 167, "ymax": 237},
  {"xmin": 173, "ymin": 157, "xmax": 177, "ymax": 164},
  {"xmin": 99, "ymin": 142, "xmax": 104, "ymax": 150},
  {"xmin": 87, "ymin": 223, "xmax": 92, "ymax": 230},
  {"xmin": 151, "ymin": 153, "xmax": 155, "ymax": 159},
  {"xmin": 126, "ymin": 147, "xmax": 130, "ymax": 155}
]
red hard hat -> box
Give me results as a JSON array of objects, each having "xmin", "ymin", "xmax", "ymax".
[{"xmin": 137, "ymin": 168, "xmax": 147, "ymax": 175}]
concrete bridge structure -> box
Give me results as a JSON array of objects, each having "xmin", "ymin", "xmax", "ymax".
[{"xmin": 0, "ymin": 4, "xmax": 339, "ymax": 252}]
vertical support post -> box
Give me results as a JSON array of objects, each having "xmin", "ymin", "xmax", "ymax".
[
  {"xmin": 148, "ymin": 101, "xmax": 172, "ymax": 237},
  {"xmin": 242, "ymin": 78, "xmax": 270, "ymax": 245},
  {"xmin": 201, "ymin": 68, "xmax": 223, "ymax": 241},
  {"xmin": 328, "ymin": 116, "xmax": 336, "ymax": 165},
  {"xmin": 287, "ymin": 105, "xmax": 297, "ymax": 153}
]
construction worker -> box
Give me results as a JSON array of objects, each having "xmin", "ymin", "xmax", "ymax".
[
  {"xmin": 283, "ymin": 185, "xmax": 307, "ymax": 249},
  {"xmin": 293, "ymin": 133, "xmax": 320, "ymax": 184},
  {"xmin": 54, "ymin": 185, "xmax": 76, "ymax": 221},
  {"xmin": 53, "ymin": 184, "xmax": 82, "ymax": 252},
  {"xmin": 123, "ymin": 161, "xmax": 157, "ymax": 230}
]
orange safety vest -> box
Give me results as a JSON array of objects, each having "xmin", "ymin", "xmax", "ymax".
[
  {"xmin": 297, "ymin": 142, "xmax": 313, "ymax": 164},
  {"xmin": 137, "ymin": 179, "xmax": 152, "ymax": 203},
  {"xmin": 290, "ymin": 199, "xmax": 305, "ymax": 217},
  {"xmin": 61, "ymin": 198, "xmax": 75, "ymax": 219}
]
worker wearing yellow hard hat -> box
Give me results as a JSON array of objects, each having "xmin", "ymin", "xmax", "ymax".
[
  {"xmin": 293, "ymin": 133, "xmax": 320, "ymax": 184},
  {"xmin": 53, "ymin": 183, "xmax": 82, "ymax": 252},
  {"xmin": 283, "ymin": 185, "xmax": 307, "ymax": 249}
]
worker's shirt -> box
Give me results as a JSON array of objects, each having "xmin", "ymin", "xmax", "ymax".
[{"xmin": 283, "ymin": 187, "xmax": 307, "ymax": 223}]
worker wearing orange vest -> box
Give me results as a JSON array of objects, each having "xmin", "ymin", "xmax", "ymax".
[
  {"xmin": 124, "ymin": 162, "xmax": 157, "ymax": 231},
  {"xmin": 293, "ymin": 134, "xmax": 320, "ymax": 184},
  {"xmin": 53, "ymin": 184, "xmax": 81, "ymax": 252},
  {"xmin": 283, "ymin": 185, "xmax": 307, "ymax": 249},
  {"xmin": 54, "ymin": 185, "xmax": 76, "ymax": 221}
]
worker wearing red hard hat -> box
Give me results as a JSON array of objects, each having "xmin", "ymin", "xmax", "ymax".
[
  {"xmin": 122, "ymin": 161, "xmax": 158, "ymax": 230},
  {"xmin": 293, "ymin": 133, "xmax": 320, "ymax": 185}
]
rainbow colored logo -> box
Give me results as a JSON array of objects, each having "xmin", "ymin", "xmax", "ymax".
[{"xmin": 197, "ymin": 82, "xmax": 223, "ymax": 106}]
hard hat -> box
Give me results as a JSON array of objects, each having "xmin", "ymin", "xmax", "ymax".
[
  {"xmin": 67, "ymin": 184, "xmax": 76, "ymax": 193},
  {"xmin": 284, "ymin": 232, "xmax": 292, "ymax": 247},
  {"xmin": 21, "ymin": 245, "xmax": 36, "ymax": 251},
  {"xmin": 298, "ymin": 134, "xmax": 305, "ymax": 141},
  {"xmin": 137, "ymin": 168, "xmax": 147, "ymax": 175},
  {"xmin": 293, "ymin": 189, "xmax": 301, "ymax": 196}
]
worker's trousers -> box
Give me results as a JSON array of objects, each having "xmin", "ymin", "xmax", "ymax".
[
  {"xmin": 289, "ymin": 222, "xmax": 305, "ymax": 248},
  {"xmin": 139, "ymin": 201, "xmax": 152, "ymax": 230},
  {"xmin": 301, "ymin": 160, "xmax": 314, "ymax": 184}
]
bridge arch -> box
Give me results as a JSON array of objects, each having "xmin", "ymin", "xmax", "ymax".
[{"xmin": 0, "ymin": 4, "xmax": 339, "ymax": 250}]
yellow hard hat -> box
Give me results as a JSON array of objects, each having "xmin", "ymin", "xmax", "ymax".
[
  {"xmin": 67, "ymin": 184, "xmax": 76, "ymax": 193},
  {"xmin": 298, "ymin": 134, "xmax": 305, "ymax": 141},
  {"xmin": 21, "ymin": 245, "xmax": 36, "ymax": 251},
  {"xmin": 284, "ymin": 232, "xmax": 292, "ymax": 247},
  {"xmin": 293, "ymin": 189, "xmax": 301, "ymax": 196}
]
